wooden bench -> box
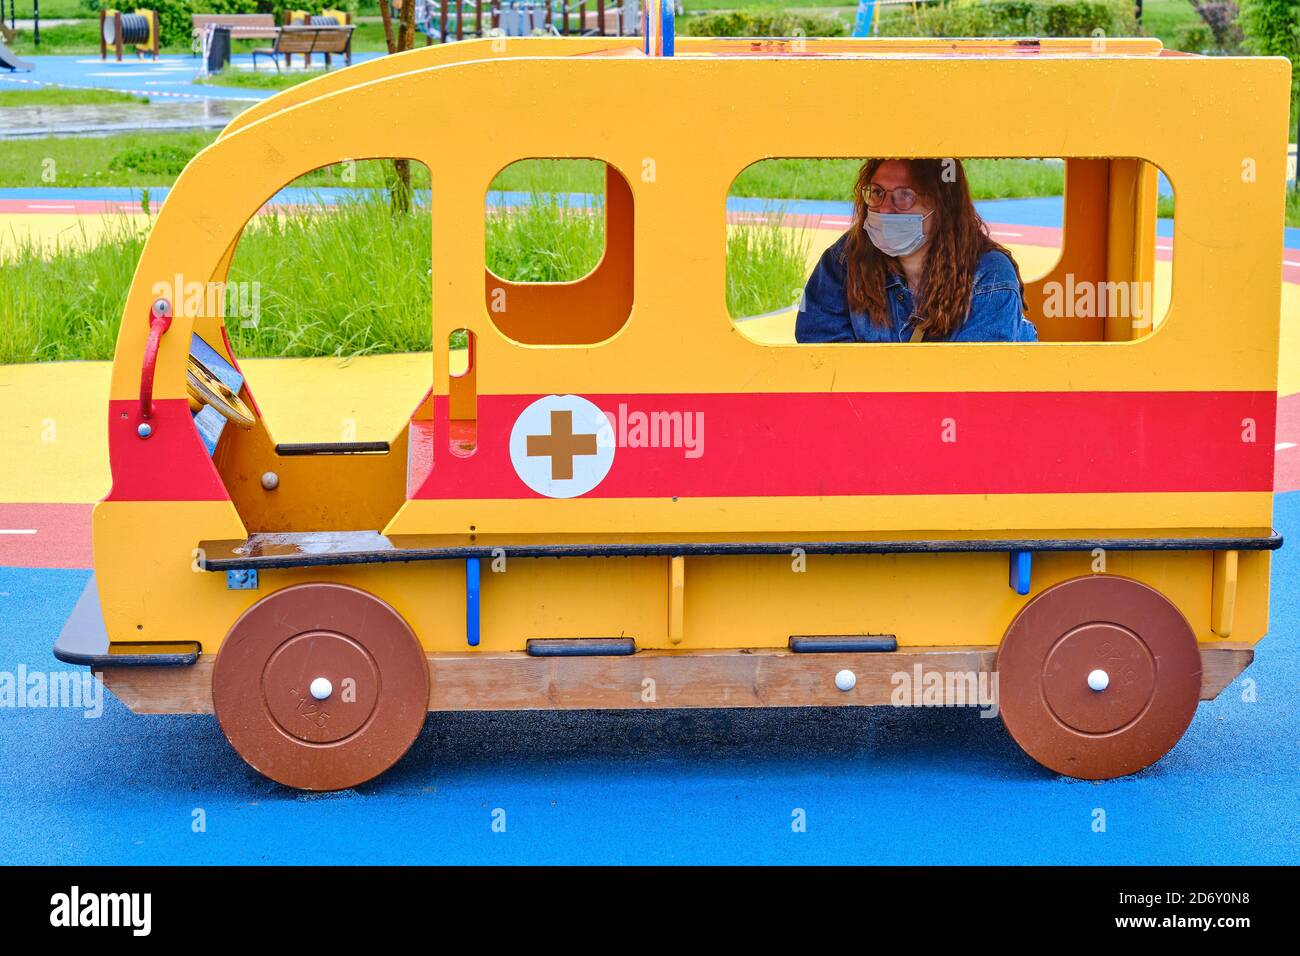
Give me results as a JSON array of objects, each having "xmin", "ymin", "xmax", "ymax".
[
  {"xmin": 282, "ymin": 10, "xmax": 354, "ymax": 68},
  {"xmin": 190, "ymin": 13, "xmax": 279, "ymax": 49},
  {"xmin": 252, "ymin": 24, "xmax": 354, "ymax": 72}
]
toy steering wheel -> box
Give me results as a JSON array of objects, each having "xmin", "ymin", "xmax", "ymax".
[{"xmin": 187, "ymin": 354, "xmax": 255, "ymax": 429}]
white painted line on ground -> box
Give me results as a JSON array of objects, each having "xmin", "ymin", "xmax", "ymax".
[
  {"xmin": 0, "ymin": 530, "xmax": 38, "ymax": 535},
  {"xmin": 1275, "ymin": 442, "xmax": 1296, "ymax": 451},
  {"xmin": 26, "ymin": 204, "xmax": 77, "ymax": 210}
]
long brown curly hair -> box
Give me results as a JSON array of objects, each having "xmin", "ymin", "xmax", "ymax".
[{"xmin": 842, "ymin": 158, "xmax": 1024, "ymax": 339}]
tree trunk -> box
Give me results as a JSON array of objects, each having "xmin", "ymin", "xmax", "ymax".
[
  {"xmin": 382, "ymin": 0, "xmax": 420, "ymax": 212},
  {"xmin": 379, "ymin": 0, "xmax": 398, "ymax": 54}
]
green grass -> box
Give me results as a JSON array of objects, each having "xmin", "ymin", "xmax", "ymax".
[
  {"xmin": 224, "ymin": 195, "xmax": 435, "ymax": 359},
  {"xmin": 1137, "ymin": 0, "xmax": 1202, "ymax": 49},
  {"xmin": 727, "ymin": 211, "xmax": 810, "ymax": 318},
  {"xmin": 1, "ymin": 132, "xmax": 1291, "ymax": 222},
  {"xmin": 0, "ymin": 131, "xmax": 219, "ymax": 187},
  {"xmin": 351, "ymin": 21, "xmax": 405, "ymax": 51},
  {"xmin": 0, "ymin": 180, "xmax": 808, "ymax": 362},
  {"xmin": 486, "ymin": 194, "xmax": 605, "ymax": 282},
  {"xmin": 1, "ymin": 216, "xmax": 149, "ymax": 363},
  {"xmin": 0, "ymin": 137, "xmax": 606, "ymax": 193},
  {"xmin": 0, "ymin": 135, "xmax": 438, "ymax": 190},
  {"xmin": 5, "ymin": 0, "xmax": 91, "ymax": 17},
  {"xmin": 0, "ymin": 136, "xmax": 1068, "ymax": 201},
  {"xmin": 961, "ymin": 158, "xmax": 1065, "ymax": 199},
  {"xmin": 197, "ymin": 70, "xmax": 331, "ymax": 91},
  {"xmin": 731, "ymin": 158, "xmax": 1066, "ymax": 201},
  {"xmin": 7, "ymin": 21, "xmax": 106, "ymax": 54},
  {"xmin": 0, "ymin": 86, "xmax": 148, "ymax": 105},
  {"xmin": 489, "ymin": 158, "xmax": 605, "ymax": 194}
]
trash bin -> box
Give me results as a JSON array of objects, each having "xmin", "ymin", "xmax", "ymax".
[{"xmin": 206, "ymin": 25, "xmax": 231, "ymax": 74}]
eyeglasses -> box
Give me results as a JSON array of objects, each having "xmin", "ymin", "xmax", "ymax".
[{"xmin": 864, "ymin": 184, "xmax": 920, "ymax": 212}]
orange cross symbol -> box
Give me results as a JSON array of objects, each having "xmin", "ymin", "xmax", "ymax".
[{"xmin": 526, "ymin": 409, "xmax": 599, "ymax": 481}]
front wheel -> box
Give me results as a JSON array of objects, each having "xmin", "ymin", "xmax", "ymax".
[
  {"xmin": 212, "ymin": 582, "xmax": 429, "ymax": 790},
  {"xmin": 996, "ymin": 574, "xmax": 1202, "ymax": 779}
]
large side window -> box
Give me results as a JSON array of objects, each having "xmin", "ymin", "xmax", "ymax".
[
  {"xmin": 206, "ymin": 158, "xmax": 433, "ymax": 534},
  {"xmin": 726, "ymin": 157, "xmax": 1171, "ymax": 344}
]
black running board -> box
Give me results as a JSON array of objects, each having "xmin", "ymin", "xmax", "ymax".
[
  {"xmin": 198, "ymin": 529, "xmax": 1284, "ymax": 573},
  {"xmin": 527, "ymin": 638, "xmax": 636, "ymax": 657},
  {"xmin": 274, "ymin": 441, "xmax": 390, "ymax": 456},
  {"xmin": 789, "ymin": 635, "xmax": 898, "ymax": 653}
]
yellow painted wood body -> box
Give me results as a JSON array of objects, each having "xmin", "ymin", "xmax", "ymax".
[{"xmin": 95, "ymin": 38, "xmax": 1290, "ymax": 657}]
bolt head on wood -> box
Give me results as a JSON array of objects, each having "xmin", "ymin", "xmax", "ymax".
[
  {"xmin": 310, "ymin": 677, "xmax": 333, "ymax": 701},
  {"xmin": 261, "ymin": 471, "xmax": 279, "ymax": 490},
  {"xmin": 834, "ymin": 669, "xmax": 857, "ymax": 692},
  {"xmin": 1087, "ymin": 669, "xmax": 1110, "ymax": 692}
]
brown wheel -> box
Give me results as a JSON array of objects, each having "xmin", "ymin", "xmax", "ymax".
[
  {"xmin": 996, "ymin": 574, "xmax": 1202, "ymax": 780},
  {"xmin": 212, "ymin": 582, "xmax": 429, "ymax": 791}
]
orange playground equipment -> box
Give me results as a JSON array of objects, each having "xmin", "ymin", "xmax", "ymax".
[{"xmin": 55, "ymin": 31, "xmax": 1293, "ymax": 790}]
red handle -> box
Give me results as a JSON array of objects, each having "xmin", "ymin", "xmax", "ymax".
[{"xmin": 139, "ymin": 297, "xmax": 173, "ymax": 421}]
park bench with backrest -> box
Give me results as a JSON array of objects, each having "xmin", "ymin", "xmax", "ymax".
[
  {"xmin": 252, "ymin": 24, "xmax": 354, "ymax": 71},
  {"xmin": 190, "ymin": 13, "xmax": 279, "ymax": 49}
]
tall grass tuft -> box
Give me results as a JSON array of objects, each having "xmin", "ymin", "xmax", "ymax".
[
  {"xmin": 0, "ymin": 217, "xmax": 148, "ymax": 363},
  {"xmin": 485, "ymin": 194, "xmax": 606, "ymax": 283},
  {"xmin": 224, "ymin": 193, "xmax": 435, "ymax": 358},
  {"xmin": 727, "ymin": 213, "xmax": 811, "ymax": 319}
]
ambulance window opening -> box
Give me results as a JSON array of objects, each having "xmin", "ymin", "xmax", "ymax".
[
  {"xmin": 723, "ymin": 156, "xmax": 1174, "ymax": 346},
  {"xmin": 483, "ymin": 158, "xmax": 634, "ymax": 347}
]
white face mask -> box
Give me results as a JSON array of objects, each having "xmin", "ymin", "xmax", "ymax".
[{"xmin": 864, "ymin": 208, "xmax": 933, "ymax": 257}]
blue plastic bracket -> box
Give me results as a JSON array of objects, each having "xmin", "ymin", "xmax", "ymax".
[
  {"xmin": 226, "ymin": 568, "xmax": 258, "ymax": 591},
  {"xmin": 465, "ymin": 557, "xmax": 481, "ymax": 647},
  {"xmin": 1009, "ymin": 551, "xmax": 1032, "ymax": 595}
]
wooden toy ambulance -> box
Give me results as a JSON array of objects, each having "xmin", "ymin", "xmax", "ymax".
[{"xmin": 56, "ymin": 27, "xmax": 1292, "ymax": 789}]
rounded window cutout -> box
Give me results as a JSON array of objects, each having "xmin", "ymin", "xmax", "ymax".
[{"xmin": 484, "ymin": 158, "xmax": 634, "ymax": 346}]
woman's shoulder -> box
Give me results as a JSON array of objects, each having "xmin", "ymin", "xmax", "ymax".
[
  {"xmin": 971, "ymin": 249, "xmax": 1020, "ymax": 293},
  {"xmin": 823, "ymin": 231, "xmax": 851, "ymax": 261},
  {"xmin": 811, "ymin": 232, "xmax": 851, "ymax": 280}
]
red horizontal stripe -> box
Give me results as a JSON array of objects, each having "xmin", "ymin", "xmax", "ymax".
[{"xmin": 415, "ymin": 391, "xmax": 1276, "ymax": 500}]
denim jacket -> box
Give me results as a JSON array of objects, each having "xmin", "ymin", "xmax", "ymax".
[{"xmin": 794, "ymin": 234, "xmax": 1038, "ymax": 343}]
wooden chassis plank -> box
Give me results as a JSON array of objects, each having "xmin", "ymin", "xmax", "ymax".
[{"xmin": 98, "ymin": 643, "xmax": 1255, "ymax": 716}]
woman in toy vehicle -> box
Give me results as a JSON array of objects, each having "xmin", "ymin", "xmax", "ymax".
[{"xmin": 796, "ymin": 158, "xmax": 1039, "ymax": 344}]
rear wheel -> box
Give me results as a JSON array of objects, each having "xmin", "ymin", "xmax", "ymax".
[
  {"xmin": 996, "ymin": 574, "xmax": 1202, "ymax": 779},
  {"xmin": 212, "ymin": 582, "xmax": 429, "ymax": 790}
]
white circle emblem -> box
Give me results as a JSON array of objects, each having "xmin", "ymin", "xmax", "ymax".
[{"xmin": 509, "ymin": 394, "xmax": 615, "ymax": 498}]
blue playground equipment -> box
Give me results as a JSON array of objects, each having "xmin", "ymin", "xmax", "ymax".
[{"xmin": 851, "ymin": 0, "xmax": 878, "ymax": 37}]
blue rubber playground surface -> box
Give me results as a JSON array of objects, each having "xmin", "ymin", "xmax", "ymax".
[{"xmin": 0, "ymin": 494, "xmax": 1296, "ymax": 865}]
